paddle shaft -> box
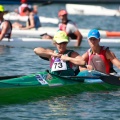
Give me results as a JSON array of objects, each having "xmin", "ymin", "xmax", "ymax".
[{"xmin": 46, "ymin": 70, "xmax": 120, "ymax": 86}]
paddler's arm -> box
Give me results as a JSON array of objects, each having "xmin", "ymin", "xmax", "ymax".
[
  {"xmin": 0, "ymin": 21, "xmax": 9, "ymax": 41},
  {"xmin": 79, "ymin": 52, "xmax": 93, "ymax": 71},
  {"xmin": 60, "ymin": 52, "xmax": 86, "ymax": 66},
  {"xmin": 20, "ymin": 13, "xmax": 35, "ymax": 30},
  {"xmin": 74, "ymin": 30, "xmax": 83, "ymax": 47},
  {"xmin": 68, "ymin": 23, "xmax": 82, "ymax": 47},
  {"xmin": 106, "ymin": 49, "xmax": 120, "ymax": 69},
  {"xmin": 34, "ymin": 47, "xmax": 54, "ymax": 59},
  {"xmin": 34, "ymin": 47, "xmax": 62, "ymax": 60}
]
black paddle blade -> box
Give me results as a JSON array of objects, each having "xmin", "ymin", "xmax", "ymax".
[{"xmin": 100, "ymin": 75, "xmax": 120, "ymax": 86}]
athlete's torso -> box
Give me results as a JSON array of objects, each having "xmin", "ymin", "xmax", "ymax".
[
  {"xmin": 58, "ymin": 20, "xmax": 78, "ymax": 39},
  {"xmin": 0, "ymin": 20, "xmax": 12, "ymax": 39},
  {"xmin": 50, "ymin": 50, "xmax": 77, "ymax": 76},
  {"xmin": 87, "ymin": 46, "xmax": 110, "ymax": 74}
]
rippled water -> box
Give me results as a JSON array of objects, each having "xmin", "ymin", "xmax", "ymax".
[
  {"xmin": 0, "ymin": 3, "xmax": 120, "ymax": 120},
  {"xmin": 0, "ymin": 92, "xmax": 120, "ymax": 120}
]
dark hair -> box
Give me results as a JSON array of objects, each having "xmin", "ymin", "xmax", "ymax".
[{"xmin": 23, "ymin": 7, "xmax": 32, "ymax": 12}]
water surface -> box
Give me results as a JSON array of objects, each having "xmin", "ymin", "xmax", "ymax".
[{"xmin": 0, "ymin": 4, "xmax": 120, "ymax": 120}]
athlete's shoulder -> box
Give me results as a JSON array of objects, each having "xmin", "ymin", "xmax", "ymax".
[{"xmin": 67, "ymin": 20, "xmax": 75, "ymax": 25}]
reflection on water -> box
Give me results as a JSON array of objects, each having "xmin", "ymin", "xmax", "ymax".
[
  {"xmin": 0, "ymin": 92, "xmax": 120, "ymax": 120},
  {"xmin": 0, "ymin": 46, "xmax": 11, "ymax": 55}
]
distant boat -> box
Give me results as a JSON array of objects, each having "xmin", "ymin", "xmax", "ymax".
[
  {"xmin": 11, "ymin": 27, "xmax": 120, "ymax": 38},
  {"xmin": 1, "ymin": 37, "xmax": 120, "ymax": 48},
  {"xmin": 66, "ymin": 4, "xmax": 120, "ymax": 16},
  {"xmin": 4, "ymin": 12, "xmax": 59, "ymax": 24}
]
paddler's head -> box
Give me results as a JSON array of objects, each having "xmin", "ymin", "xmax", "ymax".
[
  {"xmin": 58, "ymin": 9, "xmax": 68, "ymax": 24},
  {"xmin": 88, "ymin": 29, "xmax": 100, "ymax": 47},
  {"xmin": 53, "ymin": 31, "xmax": 69, "ymax": 53}
]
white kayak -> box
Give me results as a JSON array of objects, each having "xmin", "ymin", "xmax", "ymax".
[
  {"xmin": 66, "ymin": 4, "xmax": 120, "ymax": 16},
  {"xmin": 0, "ymin": 37, "xmax": 120, "ymax": 48},
  {"xmin": 4, "ymin": 12, "xmax": 59, "ymax": 24},
  {"xmin": 12, "ymin": 27, "xmax": 120, "ymax": 38}
]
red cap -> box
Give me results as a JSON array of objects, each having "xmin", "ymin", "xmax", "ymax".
[
  {"xmin": 21, "ymin": 0, "xmax": 27, "ymax": 3},
  {"xmin": 58, "ymin": 9, "xmax": 67, "ymax": 16}
]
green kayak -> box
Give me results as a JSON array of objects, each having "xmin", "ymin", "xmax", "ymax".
[{"xmin": 0, "ymin": 70, "xmax": 119, "ymax": 105}]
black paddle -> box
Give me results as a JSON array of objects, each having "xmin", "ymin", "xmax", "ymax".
[
  {"xmin": 0, "ymin": 75, "xmax": 24, "ymax": 80},
  {"xmin": 46, "ymin": 70, "xmax": 120, "ymax": 86},
  {"xmin": 69, "ymin": 74, "xmax": 120, "ymax": 86},
  {"xmin": 100, "ymin": 75, "xmax": 120, "ymax": 86}
]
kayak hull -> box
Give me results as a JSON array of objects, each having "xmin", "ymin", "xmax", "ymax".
[
  {"xmin": 66, "ymin": 4, "xmax": 120, "ymax": 16},
  {"xmin": 0, "ymin": 82, "xmax": 119, "ymax": 105},
  {"xmin": 0, "ymin": 71, "xmax": 119, "ymax": 105}
]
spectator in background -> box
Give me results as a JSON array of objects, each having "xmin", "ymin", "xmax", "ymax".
[
  {"xmin": 58, "ymin": 9, "xmax": 83, "ymax": 47},
  {"xmin": 12, "ymin": 7, "xmax": 41, "ymax": 30},
  {"xmin": 0, "ymin": 5, "xmax": 12, "ymax": 41},
  {"xmin": 14, "ymin": 0, "xmax": 32, "ymax": 16},
  {"xmin": 33, "ymin": 5, "xmax": 38, "ymax": 14},
  {"xmin": 41, "ymin": 9, "xmax": 83, "ymax": 47}
]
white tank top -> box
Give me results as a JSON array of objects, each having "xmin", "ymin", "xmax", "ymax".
[{"xmin": 0, "ymin": 21, "xmax": 12, "ymax": 38}]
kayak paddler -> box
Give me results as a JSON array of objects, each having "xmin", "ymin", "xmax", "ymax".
[
  {"xmin": 79, "ymin": 29, "xmax": 120, "ymax": 75},
  {"xmin": 34, "ymin": 30, "xmax": 86, "ymax": 76}
]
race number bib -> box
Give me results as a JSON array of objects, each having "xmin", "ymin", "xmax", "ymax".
[{"xmin": 51, "ymin": 58, "xmax": 67, "ymax": 72}]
